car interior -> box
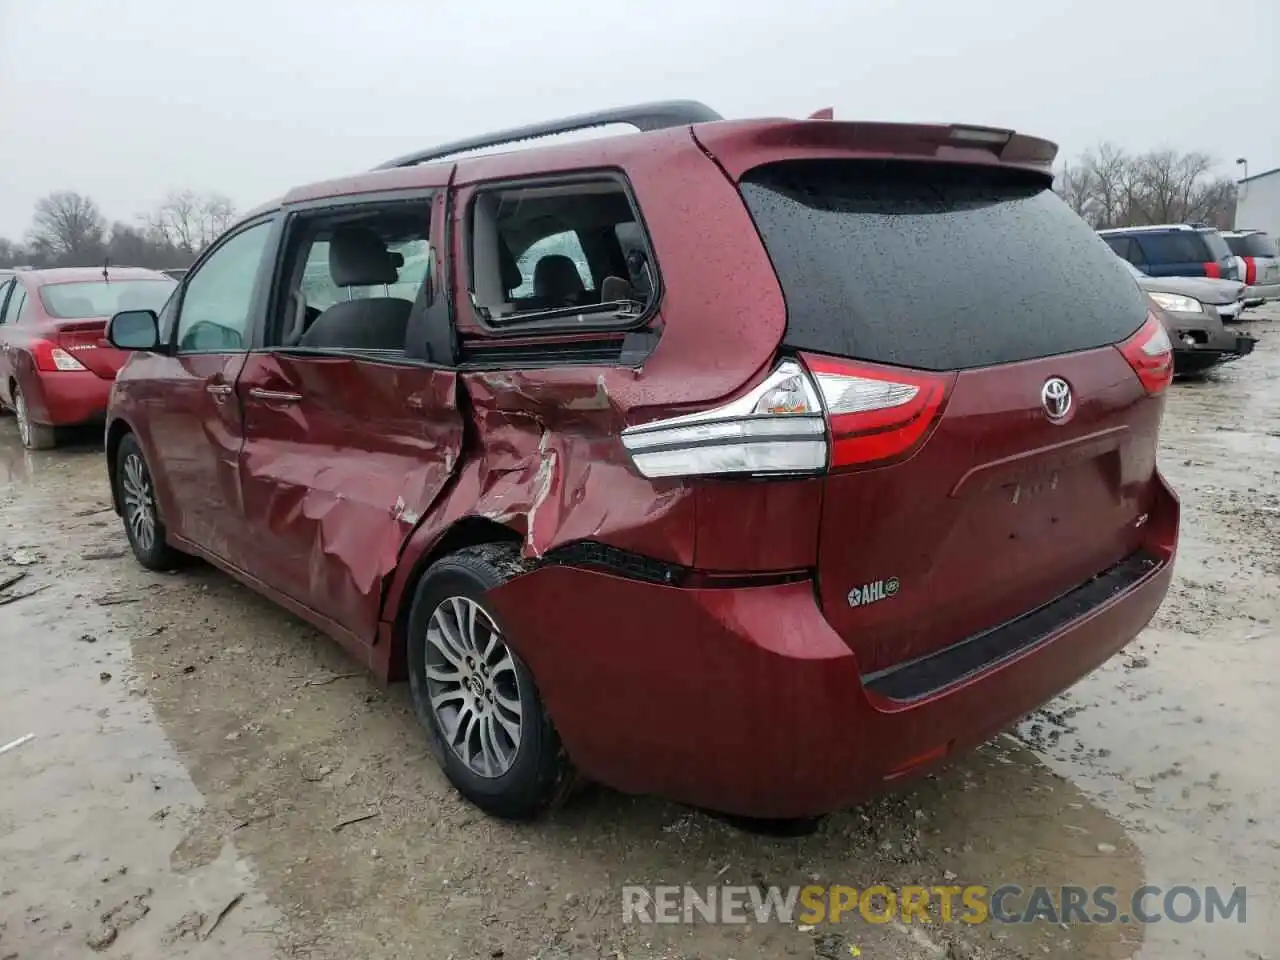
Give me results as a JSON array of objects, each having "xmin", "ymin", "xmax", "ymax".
[
  {"xmin": 272, "ymin": 183, "xmax": 656, "ymax": 357},
  {"xmin": 279, "ymin": 206, "xmax": 431, "ymax": 354},
  {"xmin": 470, "ymin": 181, "xmax": 654, "ymax": 324}
]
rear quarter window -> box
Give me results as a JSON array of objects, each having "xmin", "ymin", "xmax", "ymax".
[
  {"xmin": 740, "ymin": 161, "xmax": 1149, "ymax": 370},
  {"xmin": 1199, "ymin": 231, "xmax": 1232, "ymax": 261}
]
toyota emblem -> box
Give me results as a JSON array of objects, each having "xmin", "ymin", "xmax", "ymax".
[{"xmin": 1041, "ymin": 377, "xmax": 1072, "ymax": 421}]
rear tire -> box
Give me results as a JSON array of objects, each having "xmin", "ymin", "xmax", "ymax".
[
  {"xmin": 113, "ymin": 433, "xmax": 182, "ymax": 570},
  {"xmin": 406, "ymin": 543, "xmax": 575, "ymax": 819},
  {"xmin": 13, "ymin": 384, "xmax": 56, "ymax": 450}
]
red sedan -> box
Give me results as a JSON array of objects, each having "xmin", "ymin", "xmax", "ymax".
[{"xmin": 0, "ymin": 267, "xmax": 176, "ymax": 449}]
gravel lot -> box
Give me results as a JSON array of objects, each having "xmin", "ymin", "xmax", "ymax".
[{"xmin": 2, "ymin": 305, "xmax": 1277, "ymax": 960}]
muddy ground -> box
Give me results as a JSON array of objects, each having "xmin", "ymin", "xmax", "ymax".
[{"xmin": 1, "ymin": 307, "xmax": 1277, "ymax": 960}]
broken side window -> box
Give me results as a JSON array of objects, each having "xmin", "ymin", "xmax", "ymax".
[{"xmin": 468, "ymin": 178, "xmax": 655, "ymax": 328}]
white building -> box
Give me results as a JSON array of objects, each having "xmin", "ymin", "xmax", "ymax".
[{"xmin": 1235, "ymin": 167, "xmax": 1280, "ymax": 236}]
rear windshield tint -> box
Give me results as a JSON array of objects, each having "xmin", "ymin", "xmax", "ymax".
[
  {"xmin": 739, "ymin": 161, "xmax": 1148, "ymax": 370},
  {"xmin": 1199, "ymin": 231, "xmax": 1232, "ymax": 260},
  {"xmin": 1225, "ymin": 233, "xmax": 1279, "ymax": 258},
  {"xmin": 40, "ymin": 279, "xmax": 176, "ymax": 319}
]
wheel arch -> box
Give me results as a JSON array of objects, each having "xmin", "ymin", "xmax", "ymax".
[
  {"xmin": 105, "ymin": 417, "xmax": 135, "ymax": 516},
  {"xmin": 382, "ymin": 516, "xmax": 523, "ymax": 682}
]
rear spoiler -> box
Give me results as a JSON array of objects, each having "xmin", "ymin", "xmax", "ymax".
[{"xmin": 695, "ymin": 113, "xmax": 1059, "ymax": 181}]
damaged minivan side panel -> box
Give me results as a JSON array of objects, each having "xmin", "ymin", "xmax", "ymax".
[
  {"xmin": 236, "ymin": 352, "xmax": 465, "ymax": 644},
  {"xmin": 375, "ymin": 132, "xmax": 794, "ymax": 678},
  {"xmin": 232, "ymin": 185, "xmax": 466, "ymax": 656}
]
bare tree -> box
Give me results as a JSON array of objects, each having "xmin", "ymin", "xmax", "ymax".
[
  {"xmin": 145, "ymin": 189, "xmax": 202, "ymax": 253},
  {"xmin": 1055, "ymin": 162, "xmax": 1096, "ymax": 219},
  {"xmin": 106, "ymin": 222, "xmax": 190, "ymax": 270},
  {"xmin": 1078, "ymin": 143, "xmax": 1131, "ymax": 228},
  {"xmin": 1131, "ymin": 149, "xmax": 1214, "ymax": 224},
  {"xmin": 27, "ymin": 191, "xmax": 106, "ymax": 259},
  {"xmin": 0, "ymin": 238, "xmax": 21, "ymax": 267},
  {"xmin": 1185, "ymin": 177, "xmax": 1237, "ymax": 228},
  {"xmin": 145, "ymin": 190, "xmax": 238, "ymax": 254},
  {"xmin": 1057, "ymin": 143, "xmax": 1237, "ymax": 230},
  {"xmin": 202, "ymin": 193, "xmax": 237, "ymax": 244}
]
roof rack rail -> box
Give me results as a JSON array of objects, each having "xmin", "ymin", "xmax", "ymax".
[{"xmin": 373, "ymin": 99, "xmax": 723, "ymax": 170}]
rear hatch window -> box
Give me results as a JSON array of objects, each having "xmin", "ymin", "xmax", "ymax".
[
  {"xmin": 1198, "ymin": 230, "xmax": 1233, "ymax": 261},
  {"xmin": 739, "ymin": 161, "xmax": 1148, "ymax": 370},
  {"xmin": 40, "ymin": 279, "xmax": 176, "ymax": 319},
  {"xmin": 1225, "ymin": 233, "xmax": 1280, "ymax": 258}
]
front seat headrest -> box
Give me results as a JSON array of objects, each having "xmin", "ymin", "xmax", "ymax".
[
  {"xmin": 533, "ymin": 255, "xmax": 585, "ymax": 302},
  {"xmin": 329, "ymin": 227, "xmax": 399, "ymax": 287},
  {"xmin": 498, "ymin": 237, "xmax": 522, "ymax": 293}
]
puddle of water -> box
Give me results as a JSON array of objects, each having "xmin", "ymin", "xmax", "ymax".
[{"xmin": 0, "ymin": 449, "xmax": 284, "ymax": 959}]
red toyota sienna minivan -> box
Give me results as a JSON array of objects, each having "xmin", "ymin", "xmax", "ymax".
[{"xmin": 102, "ymin": 102, "xmax": 1178, "ymax": 821}]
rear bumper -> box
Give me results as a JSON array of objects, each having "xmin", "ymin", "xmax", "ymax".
[
  {"xmin": 21, "ymin": 370, "xmax": 113, "ymax": 426},
  {"xmin": 1174, "ymin": 336, "xmax": 1257, "ymax": 375},
  {"xmin": 1243, "ymin": 281, "xmax": 1280, "ymax": 302},
  {"xmin": 487, "ymin": 476, "xmax": 1179, "ymax": 818}
]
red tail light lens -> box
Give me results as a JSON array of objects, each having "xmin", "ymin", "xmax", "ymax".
[
  {"xmin": 801, "ymin": 353, "xmax": 954, "ymax": 469},
  {"xmin": 31, "ymin": 339, "xmax": 87, "ymax": 372},
  {"xmin": 1243, "ymin": 256, "xmax": 1257, "ymax": 285},
  {"xmin": 1203, "ymin": 262, "xmax": 1221, "ymax": 279},
  {"xmin": 1117, "ymin": 312, "xmax": 1173, "ymax": 396}
]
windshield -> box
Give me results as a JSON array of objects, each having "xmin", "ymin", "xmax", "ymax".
[
  {"xmin": 1225, "ymin": 233, "xmax": 1280, "ymax": 258},
  {"xmin": 40, "ymin": 279, "xmax": 177, "ymax": 319},
  {"xmin": 1122, "ymin": 261, "xmax": 1147, "ymax": 278}
]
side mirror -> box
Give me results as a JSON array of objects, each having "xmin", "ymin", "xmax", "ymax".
[{"xmin": 107, "ymin": 310, "xmax": 160, "ymax": 351}]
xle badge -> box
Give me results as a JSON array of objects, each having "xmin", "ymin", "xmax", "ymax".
[{"xmin": 847, "ymin": 577, "xmax": 900, "ymax": 608}]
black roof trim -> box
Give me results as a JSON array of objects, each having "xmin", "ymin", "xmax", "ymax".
[{"xmin": 374, "ymin": 100, "xmax": 723, "ymax": 170}]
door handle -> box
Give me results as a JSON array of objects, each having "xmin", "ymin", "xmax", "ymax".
[
  {"xmin": 248, "ymin": 387, "xmax": 303, "ymax": 404},
  {"xmin": 206, "ymin": 383, "xmax": 233, "ymax": 401}
]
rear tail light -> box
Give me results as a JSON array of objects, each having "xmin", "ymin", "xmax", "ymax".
[
  {"xmin": 1243, "ymin": 256, "xmax": 1257, "ymax": 285},
  {"xmin": 1203, "ymin": 262, "xmax": 1221, "ymax": 279},
  {"xmin": 1117, "ymin": 312, "xmax": 1173, "ymax": 396},
  {"xmin": 801, "ymin": 354, "xmax": 953, "ymax": 468},
  {"xmin": 620, "ymin": 361, "xmax": 827, "ymax": 478},
  {"xmin": 621, "ymin": 355, "xmax": 953, "ymax": 479},
  {"xmin": 32, "ymin": 339, "xmax": 87, "ymax": 372}
]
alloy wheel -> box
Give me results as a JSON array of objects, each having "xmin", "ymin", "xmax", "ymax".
[
  {"xmin": 121, "ymin": 452, "xmax": 157, "ymax": 553},
  {"xmin": 423, "ymin": 596, "xmax": 523, "ymax": 778}
]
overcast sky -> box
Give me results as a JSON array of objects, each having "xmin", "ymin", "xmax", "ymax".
[{"xmin": 1, "ymin": 0, "xmax": 1276, "ymax": 238}]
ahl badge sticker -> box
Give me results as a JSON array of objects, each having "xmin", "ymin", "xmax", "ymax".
[{"xmin": 847, "ymin": 577, "xmax": 900, "ymax": 608}]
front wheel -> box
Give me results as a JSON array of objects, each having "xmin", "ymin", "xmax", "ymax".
[
  {"xmin": 12, "ymin": 384, "xmax": 56, "ymax": 450},
  {"xmin": 114, "ymin": 433, "xmax": 182, "ymax": 570},
  {"xmin": 406, "ymin": 544, "xmax": 575, "ymax": 819}
]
